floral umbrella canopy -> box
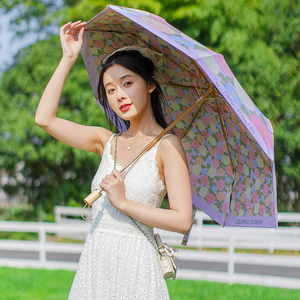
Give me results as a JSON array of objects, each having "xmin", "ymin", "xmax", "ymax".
[{"xmin": 81, "ymin": 5, "xmax": 277, "ymax": 244}]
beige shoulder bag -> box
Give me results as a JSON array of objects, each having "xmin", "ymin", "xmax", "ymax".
[
  {"xmin": 114, "ymin": 134, "xmax": 178, "ymax": 279},
  {"xmin": 130, "ymin": 217, "xmax": 178, "ymax": 280}
]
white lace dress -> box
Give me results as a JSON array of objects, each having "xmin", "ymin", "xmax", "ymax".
[{"xmin": 68, "ymin": 134, "xmax": 170, "ymax": 300}]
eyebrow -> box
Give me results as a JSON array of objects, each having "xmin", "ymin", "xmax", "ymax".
[{"xmin": 104, "ymin": 74, "xmax": 135, "ymax": 89}]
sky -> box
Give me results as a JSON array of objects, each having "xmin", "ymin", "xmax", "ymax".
[
  {"xmin": 0, "ymin": 1, "xmax": 64, "ymax": 73},
  {"xmin": 0, "ymin": 11, "xmax": 39, "ymax": 73},
  {"xmin": 0, "ymin": 12, "xmax": 14, "ymax": 70},
  {"xmin": 0, "ymin": 12, "xmax": 36, "ymax": 72}
]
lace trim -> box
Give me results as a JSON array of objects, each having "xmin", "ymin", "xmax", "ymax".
[{"xmin": 106, "ymin": 135, "xmax": 169, "ymax": 190}]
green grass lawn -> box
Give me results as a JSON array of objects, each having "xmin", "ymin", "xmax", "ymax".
[{"xmin": 0, "ymin": 267, "xmax": 299, "ymax": 300}]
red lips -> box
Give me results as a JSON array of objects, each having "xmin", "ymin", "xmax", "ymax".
[{"xmin": 120, "ymin": 103, "xmax": 132, "ymax": 112}]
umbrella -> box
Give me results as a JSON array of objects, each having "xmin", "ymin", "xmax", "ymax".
[{"xmin": 81, "ymin": 5, "xmax": 277, "ymax": 244}]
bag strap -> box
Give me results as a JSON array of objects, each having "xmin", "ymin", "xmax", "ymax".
[
  {"xmin": 131, "ymin": 217, "xmax": 158, "ymax": 249},
  {"xmin": 114, "ymin": 133, "xmax": 178, "ymax": 259},
  {"xmin": 114, "ymin": 133, "xmax": 121, "ymax": 170},
  {"xmin": 114, "ymin": 133, "xmax": 157, "ymax": 248}
]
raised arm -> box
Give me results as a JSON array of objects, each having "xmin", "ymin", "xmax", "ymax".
[{"xmin": 35, "ymin": 21, "xmax": 111, "ymax": 155}]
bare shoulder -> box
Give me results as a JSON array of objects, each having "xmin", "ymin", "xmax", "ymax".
[
  {"xmin": 97, "ymin": 127, "xmax": 114, "ymax": 144},
  {"xmin": 157, "ymin": 134, "xmax": 187, "ymax": 164},
  {"xmin": 95, "ymin": 127, "xmax": 114, "ymax": 156},
  {"xmin": 159, "ymin": 134, "xmax": 184, "ymax": 152}
]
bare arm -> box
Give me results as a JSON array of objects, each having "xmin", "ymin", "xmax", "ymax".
[
  {"xmin": 101, "ymin": 136, "xmax": 193, "ymax": 234},
  {"xmin": 35, "ymin": 21, "xmax": 111, "ymax": 155}
]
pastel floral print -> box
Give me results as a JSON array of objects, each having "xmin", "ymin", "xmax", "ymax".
[{"xmin": 83, "ymin": 5, "xmax": 277, "ymax": 231}]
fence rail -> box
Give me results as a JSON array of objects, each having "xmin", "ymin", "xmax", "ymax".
[{"xmin": 0, "ymin": 208, "xmax": 300, "ymax": 289}]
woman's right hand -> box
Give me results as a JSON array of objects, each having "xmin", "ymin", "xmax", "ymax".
[{"xmin": 60, "ymin": 21, "xmax": 86, "ymax": 61}]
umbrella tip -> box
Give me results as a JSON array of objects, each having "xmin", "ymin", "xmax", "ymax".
[{"xmin": 223, "ymin": 210, "xmax": 229, "ymax": 227}]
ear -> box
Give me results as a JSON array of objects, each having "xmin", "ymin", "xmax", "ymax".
[{"xmin": 148, "ymin": 81, "xmax": 156, "ymax": 94}]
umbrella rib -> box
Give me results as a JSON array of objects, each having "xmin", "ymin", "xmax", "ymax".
[
  {"xmin": 216, "ymin": 104, "xmax": 235, "ymax": 176},
  {"xmin": 216, "ymin": 100, "xmax": 236, "ymax": 228},
  {"xmin": 167, "ymin": 83, "xmax": 202, "ymax": 90},
  {"xmin": 133, "ymin": 37, "xmax": 209, "ymax": 84},
  {"xmin": 86, "ymin": 28, "xmax": 211, "ymax": 87},
  {"xmin": 158, "ymin": 53, "xmax": 208, "ymax": 87},
  {"xmin": 206, "ymin": 97, "xmax": 224, "ymax": 101},
  {"xmin": 119, "ymin": 84, "xmax": 215, "ymax": 173},
  {"xmin": 192, "ymin": 77, "xmax": 201, "ymax": 98},
  {"xmin": 181, "ymin": 101, "xmax": 206, "ymax": 140},
  {"xmin": 221, "ymin": 101, "xmax": 271, "ymax": 169},
  {"xmin": 180, "ymin": 77, "xmax": 206, "ymax": 139},
  {"xmin": 192, "ymin": 61, "xmax": 211, "ymax": 88},
  {"xmin": 206, "ymin": 101, "xmax": 229, "ymax": 112}
]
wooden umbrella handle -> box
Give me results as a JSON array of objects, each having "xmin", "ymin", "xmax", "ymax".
[
  {"xmin": 84, "ymin": 189, "xmax": 102, "ymax": 206},
  {"xmin": 82, "ymin": 85, "xmax": 214, "ymax": 210}
]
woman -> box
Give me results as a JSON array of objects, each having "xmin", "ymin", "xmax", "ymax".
[{"xmin": 35, "ymin": 21, "xmax": 192, "ymax": 299}]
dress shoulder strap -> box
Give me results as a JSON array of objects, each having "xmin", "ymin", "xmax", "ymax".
[
  {"xmin": 154, "ymin": 133, "xmax": 174, "ymax": 148},
  {"xmin": 103, "ymin": 133, "xmax": 117, "ymax": 156},
  {"xmin": 108, "ymin": 133, "xmax": 116, "ymax": 143},
  {"xmin": 150, "ymin": 134, "xmax": 174, "ymax": 160}
]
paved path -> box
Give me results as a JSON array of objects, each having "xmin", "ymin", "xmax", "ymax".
[{"xmin": 1, "ymin": 250, "xmax": 300, "ymax": 279}]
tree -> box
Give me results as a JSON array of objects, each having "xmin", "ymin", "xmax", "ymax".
[
  {"xmin": 0, "ymin": 0, "xmax": 64, "ymax": 37},
  {"xmin": 1, "ymin": 0, "xmax": 300, "ymax": 218},
  {"xmin": 0, "ymin": 36, "xmax": 108, "ymax": 219},
  {"xmin": 256, "ymin": 0, "xmax": 300, "ymax": 212},
  {"xmin": 61, "ymin": 0, "xmax": 300, "ymax": 212}
]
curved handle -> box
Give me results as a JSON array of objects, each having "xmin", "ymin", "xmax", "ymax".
[
  {"xmin": 81, "ymin": 190, "xmax": 102, "ymax": 220},
  {"xmin": 84, "ymin": 189, "xmax": 102, "ymax": 206}
]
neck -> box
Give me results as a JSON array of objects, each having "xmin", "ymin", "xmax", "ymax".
[
  {"xmin": 127, "ymin": 122, "xmax": 159, "ymax": 137},
  {"xmin": 126, "ymin": 110, "xmax": 160, "ymax": 137}
]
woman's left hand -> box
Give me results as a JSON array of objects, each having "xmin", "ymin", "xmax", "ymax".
[
  {"xmin": 60, "ymin": 21, "xmax": 86, "ymax": 61},
  {"xmin": 100, "ymin": 169, "xmax": 126, "ymax": 210}
]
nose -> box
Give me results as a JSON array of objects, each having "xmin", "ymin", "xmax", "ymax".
[{"xmin": 116, "ymin": 87, "xmax": 126, "ymax": 101}]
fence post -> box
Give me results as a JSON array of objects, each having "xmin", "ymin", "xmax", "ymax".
[
  {"xmin": 228, "ymin": 236, "xmax": 235, "ymax": 285},
  {"xmin": 39, "ymin": 226, "xmax": 46, "ymax": 267},
  {"xmin": 54, "ymin": 206, "xmax": 62, "ymax": 223},
  {"xmin": 269, "ymin": 228, "xmax": 275, "ymax": 254},
  {"xmin": 196, "ymin": 212, "xmax": 203, "ymax": 249}
]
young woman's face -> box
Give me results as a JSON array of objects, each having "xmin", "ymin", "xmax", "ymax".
[{"xmin": 102, "ymin": 64, "xmax": 155, "ymax": 121}]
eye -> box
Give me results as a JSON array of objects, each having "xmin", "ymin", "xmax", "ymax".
[
  {"xmin": 107, "ymin": 87, "xmax": 115, "ymax": 94},
  {"xmin": 124, "ymin": 81, "xmax": 133, "ymax": 87}
]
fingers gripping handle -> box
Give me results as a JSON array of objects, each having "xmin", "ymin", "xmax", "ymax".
[{"xmin": 81, "ymin": 86, "xmax": 214, "ymax": 220}]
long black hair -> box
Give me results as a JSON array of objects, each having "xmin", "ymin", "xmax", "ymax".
[{"xmin": 97, "ymin": 49, "xmax": 168, "ymax": 132}]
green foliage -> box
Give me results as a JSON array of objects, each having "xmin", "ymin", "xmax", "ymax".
[
  {"xmin": 0, "ymin": 267, "xmax": 75, "ymax": 300},
  {"xmin": 0, "ymin": 231, "xmax": 38, "ymax": 241},
  {"xmin": 0, "ymin": 267, "xmax": 299, "ymax": 299},
  {"xmin": 1, "ymin": 0, "xmax": 300, "ymax": 214},
  {"xmin": 0, "ymin": 0, "xmax": 63, "ymax": 36},
  {"xmin": 0, "ymin": 204, "xmax": 42, "ymax": 221},
  {"xmin": 167, "ymin": 279, "xmax": 300, "ymax": 300},
  {"xmin": 240, "ymin": 1, "xmax": 300, "ymax": 212},
  {"xmin": 57, "ymin": 0, "xmax": 164, "ymax": 25},
  {"xmin": 0, "ymin": 35, "xmax": 108, "ymax": 219}
]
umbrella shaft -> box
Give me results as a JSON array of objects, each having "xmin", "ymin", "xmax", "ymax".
[
  {"xmin": 83, "ymin": 84, "xmax": 214, "ymax": 207},
  {"xmin": 120, "ymin": 84, "xmax": 215, "ymax": 173}
]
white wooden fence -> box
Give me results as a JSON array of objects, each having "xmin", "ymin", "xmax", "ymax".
[{"xmin": 0, "ymin": 207, "xmax": 300, "ymax": 289}]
